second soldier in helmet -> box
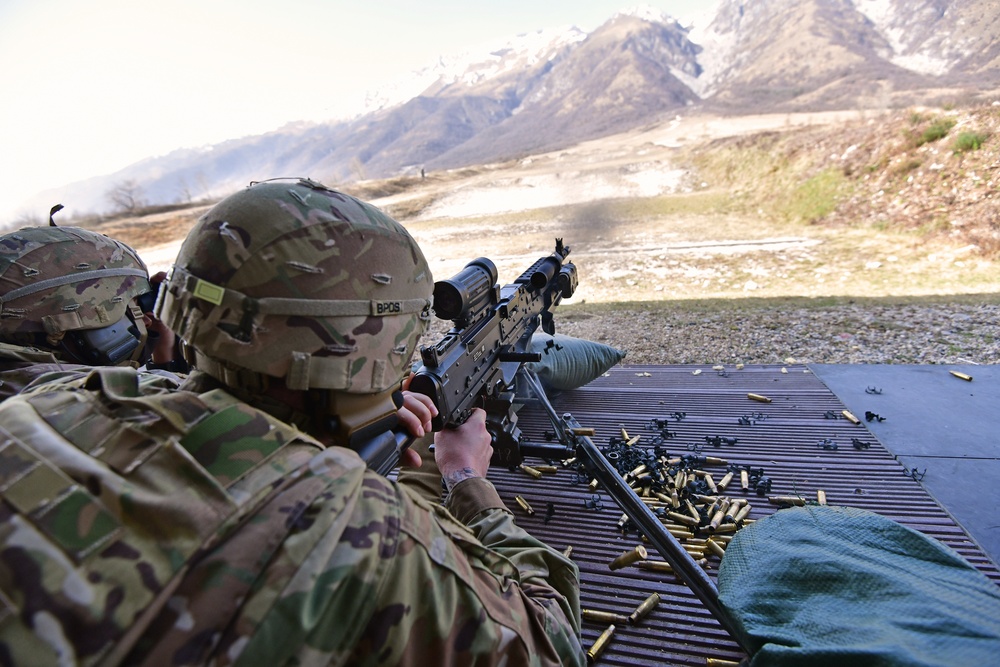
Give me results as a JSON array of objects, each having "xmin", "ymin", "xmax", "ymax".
[{"xmin": 0, "ymin": 223, "xmax": 182, "ymax": 400}]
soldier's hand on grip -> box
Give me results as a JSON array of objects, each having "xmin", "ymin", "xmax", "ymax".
[{"xmin": 434, "ymin": 408, "xmax": 493, "ymax": 484}]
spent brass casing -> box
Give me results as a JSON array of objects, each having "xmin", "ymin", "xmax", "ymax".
[
  {"xmin": 740, "ymin": 469, "xmax": 749, "ymax": 490},
  {"xmin": 718, "ymin": 471, "xmax": 734, "ymax": 490},
  {"xmin": 713, "ymin": 523, "xmax": 738, "ymax": 534},
  {"xmin": 620, "ymin": 427, "xmax": 630, "ymax": 440},
  {"xmin": 817, "ymin": 489, "xmax": 828, "ymax": 506},
  {"xmin": 747, "ymin": 392, "xmax": 772, "ymax": 403},
  {"xmin": 626, "ymin": 435, "xmax": 641, "ymax": 447},
  {"xmin": 705, "ymin": 473, "xmax": 717, "ymax": 494},
  {"xmin": 628, "ymin": 592, "xmax": 661, "ymax": 624},
  {"xmin": 685, "ymin": 499, "xmax": 701, "ymax": 523},
  {"xmin": 562, "ymin": 545, "xmax": 573, "ymax": 558},
  {"xmin": 666, "ymin": 527, "xmax": 694, "ymax": 539},
  {"xmin": 514, "ymin": 495, "xmax": 535, "ymax": 515},
  {"xmin": 709, "ymin": 509, "xmax": 727, "ymax": 532},
  {"xmin": 667, "ymin": 511, "xmax": 700, "ymax": 527},
  {"xmin": 670, "ymin": 489, "xmax": 680, "ymax": 508},
  {"xmin": 582, "ymin": 609, "xmax": 629, "ymax": 625},
  {"xmin": 706, "ymin": 538, "xmax": 727, "ymax": 559},
  {"xmin": 533, "ymin": 464, "xmax": 559, "ymax": 474},
  {"xmin": 682, "ymin": 547, "xmax": 706, "ymax": 559},
  {"xmin": 520, "ymin": 464, "xmax": 543, "ymax": 479},
  {"xmin": 628, "ymin": 464, "xmax": 648, "ymax": 479},
  {"xmin": 704, "ymin": 456, "xmax": 728, "ymax": 466},
  {"xmin": 950, "ymin": 370, "xmax": 973, "ymax": 381},
  {"xmin": 586, "ymin": 625, "xmax": 616, "ymax": 664},
  {"xmin": 655, "ymin": 492, "xmax": 672, "ymax": 504},
  {"xmin": 769, "ymin": 495, "xmax": 807, "ymax": 506},
  {"xmin": 588, "ymin": 478, "xmax": 599, "ymax": 491},
  {"xmin": 609, "ymin": 545, "xmax": 648, "ymax": 570},
  {"xmin": 732, "ymin": 503, "xmax": 752, "ymax": 524},
  {"xmin": 617, "ymin": 513, "xmax": 630, "ymax": 529},
  {"xmin": 706, "ymin": 659, "xmax": 743, "ymax": 667},
  {"xmin": 634, "ymin": 560, "xmax": 674, "ymax": 573},
  {"xmin": 572, "ymin": 427, "xmax": 596, "ymax": 436},
  {"xmin": 842, "ymin": 409, "xmax": 861, "ymax": 425}
]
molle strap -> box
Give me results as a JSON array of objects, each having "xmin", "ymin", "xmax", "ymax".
[
  {"xmin": 192, "ymin": 349, "xmax": 271, "ymax": 394},
  {"xmin": 193, "ymin": 348, "xmax": 397, "ymax": 393},
  {"xmin": 0, "ymin": 267, "xmax": 148, "ymax": 306},
  {"xmin": 41, "ymin": 310, "xmax": 85, "ymax": 335},
  {"xmin": 128, "ymin": 302, "xmax": 148, "ymax": 365},
  {"xmin": 170, "ymin": 266, "xmax": 430, "ymax": 317},
  {"xmin": 286, "ymin": 351, "xmax": 390, "ymax": 392}
]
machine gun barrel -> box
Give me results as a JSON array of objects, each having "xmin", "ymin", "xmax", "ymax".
[{"xmin": 519, "ymin": 373, "xmax": 750, "ymax": 653}]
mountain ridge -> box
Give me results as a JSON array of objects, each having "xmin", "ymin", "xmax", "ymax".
[{"xmin": 8, "ymin": 0, "xmax": 1000, "ymax": 223}]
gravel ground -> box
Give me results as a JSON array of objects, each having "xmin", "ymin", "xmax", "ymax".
[
  {"xmin": 551, "ymin": 302, "xmax": 1000, "ymax": 366},
  {"xmin": 421, "ymin": 300, "xmax": 1000, "ymax": 367}
]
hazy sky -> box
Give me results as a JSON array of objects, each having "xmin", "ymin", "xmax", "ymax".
[{"xmin": 0, "ymin": 0, "xmax": 712, "ymax": 220}]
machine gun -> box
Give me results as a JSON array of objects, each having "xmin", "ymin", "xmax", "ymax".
[
  {"xmin": 408, "ymin": 239, "xmax": 578, "ymax": 467},
  {"xmin": 402, "ymin": 239, "xmax": 748, "ymax": 651}
]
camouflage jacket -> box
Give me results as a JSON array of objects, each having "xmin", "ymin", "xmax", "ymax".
[
  {"xmin": 0, "ymin": 367, "xmax": 583, "ymax": 666},
  {"xmin": 0, "ymin": 342, "xmax": 181, "ymax": 402}
]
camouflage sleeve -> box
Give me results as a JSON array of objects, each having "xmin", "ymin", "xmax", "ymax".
[
  {"xmin": 227, "ymin": 461, "xmax": 586, "ymax": 667},
  {"xmin": 0, "ymin": 362, "xmax": 88, "ymax": 401},
  {"xmin": 446, "ymin": 477, "xmax": 583, "ymax": 640}
]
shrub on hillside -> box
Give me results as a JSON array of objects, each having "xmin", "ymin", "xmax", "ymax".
[
  {"xmin": 909, "ymin": 118, "xmax": 956, "ymax": 147},
  {"xmin": 952, "ymin": 131, "xmax": 988, "ymax": 154}
]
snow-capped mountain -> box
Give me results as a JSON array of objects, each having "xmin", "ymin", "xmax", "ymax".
[{"xmin": 12, "ymin": 0, "xmax": 1000, "ymax": 220}]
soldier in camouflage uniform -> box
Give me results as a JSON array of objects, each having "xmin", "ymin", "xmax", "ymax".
[
  {"xmin": 0, "ymin": 225, "xmax": 179, "ymax": 400},
  {"xmin": 0, "ymin": 178, "xmax": 585, "ymax": 665}
]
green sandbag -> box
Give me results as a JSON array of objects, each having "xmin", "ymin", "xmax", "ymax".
[{"xmin": 718, "ymin": 505, "xmax": 1000, "ymax": 666}]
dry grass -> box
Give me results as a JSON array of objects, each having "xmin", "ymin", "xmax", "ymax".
[{"xmin": 77, "ymin": 106, "xmax": 1000, "ymax": 309}]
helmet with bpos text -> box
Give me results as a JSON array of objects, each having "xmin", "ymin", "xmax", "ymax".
[{"xmin": 156, "ymin": 178, "xmax": 433, "ymax": 440}]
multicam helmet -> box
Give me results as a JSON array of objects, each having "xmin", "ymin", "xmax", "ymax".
[
  {"xmin": 156, "ymin": 178, "xmax": 432, "ymax": 394},
  {"xmin": 0, "ymin": 225, "xmax": 152, "ymax": 365}
]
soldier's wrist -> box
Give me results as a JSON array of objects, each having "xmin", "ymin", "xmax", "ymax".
[{"xmin": 442, "ymin": 467, "xmax": 482, "ymax": 492}]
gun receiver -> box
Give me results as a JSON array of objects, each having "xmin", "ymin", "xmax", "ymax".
[{"xmin": 409, "ymin": 239, "xmax": 578, "ymax": 466}]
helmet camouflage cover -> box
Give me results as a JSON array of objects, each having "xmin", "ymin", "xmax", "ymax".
[
  {"xmin": 0, "ymin": 225, "xmax": 151, "ymax": 359},
  {"xmin": 157, "ymin": 178, "xmax": 432, "ymax": 394}
]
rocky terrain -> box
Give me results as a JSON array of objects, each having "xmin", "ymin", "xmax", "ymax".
[{"xmin": 72, "ymin": 105, "xmax": 1000, "ymax": 369}]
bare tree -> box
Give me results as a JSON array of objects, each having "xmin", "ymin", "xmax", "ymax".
[
  {"xmin": 106, "ymin": 179, "xmax": 145, "ymax": 213},
  {"xmin": 176, "ymin": 176, "xmax": 193, "ymax": 204}
]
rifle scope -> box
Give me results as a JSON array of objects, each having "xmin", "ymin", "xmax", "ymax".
[{"xmin": 432, "ymin": 257, "xmax": 498, "ymax": 322}]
